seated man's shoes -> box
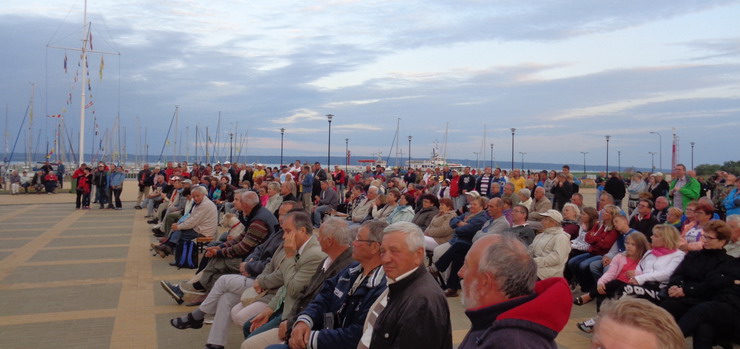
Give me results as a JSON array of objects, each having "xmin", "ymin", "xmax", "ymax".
[
  {"xmin": 443, "ymin": 289, "xmax": 459, "ymax": 297},
  {"xmin": 169, "ymin": 312, "xmax": 202, "ymax": 329},
  {"xmin": 147, "ymin": 218, "xmax": 158, "ymax": 224},
  {"xmin": 160, "ymin": 281, "xmax": 185, "ymax": 305}
]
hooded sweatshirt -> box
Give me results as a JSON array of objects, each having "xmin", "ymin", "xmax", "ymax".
[{"xmin": 458, "ymin": 278, "xmax": 572, "ymax": 349}]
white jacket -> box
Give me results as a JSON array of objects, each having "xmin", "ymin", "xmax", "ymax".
[
  {"xmin": 529, "ymin": 227, "xmax": 571, "ymax": 279},
  {"xmin": 634, "ymin": 249, "xmax": 686, "ymax": 287}
]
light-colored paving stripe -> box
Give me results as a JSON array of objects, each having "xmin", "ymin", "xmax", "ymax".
[
  {"xmin": 41, "ymin": 244, "xmax": 130, "ymax": 251},
  {"xmin": 48, "ymin": 233, "xmax": 130, "ymax": 239},
  {"xmin": 0, "ymin": 309, "xmax": 117, "ymax": 326},
  {"xmin": 109, "ymin": 208, "xmax": 158, "ymax": 348},
  {"xmin": 24, "ymin": 258, "xmax": 127, "ymax": 267},
  {"xmin": 62, "ymin": 225, "xmax": 131, "ymax": 230},
  {"xmin": 0, "ymin": 205, "xmax": 42, "ymax": 223},
  {"xmin": 0, "ymin": 207, "xmax": 85, "ymax": 282},
  {"xmin": 0, "ymin": 278, "xmax": 122, "ymax": 290}
]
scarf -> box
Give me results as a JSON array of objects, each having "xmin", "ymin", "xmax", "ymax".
[{"xmin": 651, "ymin": 247, "xmax": 677, "ymax": 257}]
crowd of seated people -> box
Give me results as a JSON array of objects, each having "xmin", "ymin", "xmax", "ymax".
[{"xmin": 139, "ymin": 160, "xmax": 739, "ymax": 348}]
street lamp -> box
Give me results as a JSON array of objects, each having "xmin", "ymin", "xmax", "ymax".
[
  {"xmin": 649, "ymin": 131, "xmax": 662, "ymax": 171},
  {"xmin": 519, "ymin": 151, "xmax": 527, "ymax": 171},
  {"xmin": 345, "ymin": 138, "xmax": 349, "ymax": 174},
  {"xmin": 618, "ymin": 150, "xmax": 621, "ymax": 173},
  {"xmin": 510, "ymin": 128, "xmax": 516, "ymax": 172},
  {"xmin": 407, "ymin": 136, "xmax": 412, "ymax": 169},
  {"xmin": 580, "ymin": 151, "xmax": 588, "ymax": 177},
  {"xmin": 229, "ymin": 132, "xmax": 234, "ymax": 163},
  {"xmin": 605, "ymin": 135, "xmax": 611, "ymax": 173},
  {"xmin": 649, "ymin": 152, "xmax": 656, "ymax": 172},
  {"xmin": 279, "ymin": 128, "xmax": 285, "ymax": 167},
  {"xmin": 473, "ymin": 152, "xmax": 479, "ymax": 170},
  {"xmin": 326, "ymin": 114, "xmax": 333, "ymax": 168},
  {"xmin": 690, "ymin": 142, "xmax": 695, "ymax": 170},
  {"xmin": 490, "ymin": 143, "xmax": 494, "ymax": 168}
]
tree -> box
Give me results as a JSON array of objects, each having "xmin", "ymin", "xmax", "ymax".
[{"xmin": 695, "ymin": 161, "xmax": 740, "ymax": 176}]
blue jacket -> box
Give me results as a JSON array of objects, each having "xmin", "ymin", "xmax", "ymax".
[
  {"xmin": 724, "ymin": 188, "xmax": 740, "ymax": 216},
  {"xmin": 302, "ymin": 173, "xmax": 314, "ymax": 195},
  {"xmin": 449, "ymin": 211, "xmax": 490, "ymax": 242},
  {"xmin": 108, "ymin": 171, "xmax": 125, "ymax": 187},
  {"xmin": 295, "ymin": 262, "xmax": 387, "ymax": 349}
]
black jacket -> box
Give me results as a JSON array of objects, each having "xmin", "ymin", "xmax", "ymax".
[
  {"xmin": 370, "ymin": 266, "xmax": 452, "ymax": 349},
  {"xmin": 550, "ymin": 181, "xmax": 573, "ymax": 211},
  {"xmin": 629, "ymin": 214, "xmax": 659, "ymax": 239},
  {"xmin": 605, "ymin": 176, "xmax": 626, "ymax": 200},
  {"xmin": 650, "ymin": 180, "xmax": 670, "ymax": 201},
  {"xmin": 668, "ymin": 249, "xmax": 734, "ymax": 301}
]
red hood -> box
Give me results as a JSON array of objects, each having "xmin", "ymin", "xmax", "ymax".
[{"xmin": 497, "ymin": 277, "xmax": 573, "ymax": 333}]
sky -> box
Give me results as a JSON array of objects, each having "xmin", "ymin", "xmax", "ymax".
[{"xmin": 1, "ymin": 0, "xmax": 739, "ymax": 170}]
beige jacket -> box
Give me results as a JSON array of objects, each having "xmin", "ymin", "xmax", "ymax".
[
  {"xmin": 177, "ymin": 197, "xmax": 218, "ymax": 237},
  {"xmin": 424, "ymin": 211, "xmax": 457, "ymax": 245},
  {"xmin": 529, "ymin": 227, "xmax": 571, "ymax": 279}
]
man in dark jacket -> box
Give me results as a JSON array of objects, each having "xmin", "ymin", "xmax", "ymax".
[
  {"xmin": 604, "ymin": 171, "xmax": 626, "ymax": 208},
  {"xmin": 630, "ymin": 199, "xmax": 659, "ymax": 239},
  {"xmin": 277, "ymin": 220, "xmax": 388, "ymax": 349},
  {"xmin": 92, "ymin": 164, "xmax": 109, "ymax": 209},
  {"xmin": 359, "ymin": 222, "xmax": 452, "ymax": 349},
  {"xmin": 135, "ymin": 164, "xmax": 152, "ymax": 209},
  {"xmin": 457, "ymin": 234, "xmax": 571, "ymax": 348},
  {"xmin": 313, "ymin": 180, "xmax": 339, "ymax": 228}
]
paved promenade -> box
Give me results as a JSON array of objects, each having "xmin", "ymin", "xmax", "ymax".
[{"xmin": 0, "ymin": 182, "xmax": 597, "ymax": 348}]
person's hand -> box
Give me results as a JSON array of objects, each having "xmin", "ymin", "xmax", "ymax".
[
  {"xmin": 253, "ymin": 279, "xmax": 264, "ymax": 294},
  {"xmin": 628, "ymin": 277, "xmax": 639, "ymax": 285},
  {"xmin": 239, "ymin": 262, "xmax": 250, "ymax": 277},
  {"xmin": 625, "ymin": 270, "xmax": 635, "ymax": 278},
  {"xmin": 249, "ymin": 307, "xmax": 274, "ymax": 332},
  {"xmin": 204, "ymin": 246, "xmax": 219, "ymax": 258},
  {"xmin": 171, "ymin": 223, "xmax": 179, "ymax": 232},
  {"xmin": 597, "ymin": 283, "xmax": 606, "ymax": 295},
  {"xmin": 602, "ymin": 256, "xmax": 611, "ymax": 267},
  {"xmin": 278, "ymin": 320, "xmax": 289, "ymax": 341},
  {"xmin": 288, "ymin": 321, "xmax": 311, "ymax": 349},
  {"xmin": 668, "ymin": 286, "xmax": 685, "ymax": 298},
  {"xmin": 283, "ymin": 230, "xmax": 297, "ymax": 258}
]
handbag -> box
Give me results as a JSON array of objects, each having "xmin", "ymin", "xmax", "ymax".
[{"xmin": 240, "ymin": 287, "xmax": 266, "ymax": 306}]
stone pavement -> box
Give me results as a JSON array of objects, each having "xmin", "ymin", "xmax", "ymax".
[{"xmin": 0, "ymin": 189, "xmax": 599, "ymax": 348}]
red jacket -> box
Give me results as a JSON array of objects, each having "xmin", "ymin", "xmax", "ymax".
[
  {"xmin": 585, "ymin": 223, "xmax": 619, "ymax": 255},
  {"xmin": 449, "ymin": 175, "xmax": 460, "ymax": 197}
]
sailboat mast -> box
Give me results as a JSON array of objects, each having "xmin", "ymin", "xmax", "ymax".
[
  {"xmin": 27, "ymin": 84, "xmax": 36, "ymax": 167},
  {"xmin": 185, "ymin": 126, "xmax": 189, "ymax": 163},
  {"xmin": 78, "ymin": 0, "xmax": 88, "ymax": 166},
  {"xmin": 195, "ymin": 125, "xmax": 199, "ymax": 164},
  {"xmin": 174, "ymin": 105, "xmax": 179, "ymax": 162},
  {"xmin": 443, "ymin": 122, "xmax": 448, "ymax": 162}
]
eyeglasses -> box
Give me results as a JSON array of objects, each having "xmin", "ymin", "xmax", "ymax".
[
  {"xmin": 700, "ymin": 235, "xmax": 719, "ymax": 241},
  {"xmin": 354, "ymin": 238, "xmax": 378, "ymax": 244}
]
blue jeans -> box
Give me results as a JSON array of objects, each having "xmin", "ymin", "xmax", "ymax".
[
  {"xmin": 313, "ymin": 205, "xmax": 333, "ymax": 227},
  {"xmin": 96, "ymin": 185, "xmax": 108, "ymax": 205},
  {"xmin": 567, "ymin": 253, "xmax": 602, "ymax": 292},
  {"xmin": 168, "ymin": 228, "xmax": 200, "ymax": 245}
]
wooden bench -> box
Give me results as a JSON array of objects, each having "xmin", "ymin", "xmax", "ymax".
[{"xmin": 195, "ymin": 236, "xmax": 214, "ymax": 253}]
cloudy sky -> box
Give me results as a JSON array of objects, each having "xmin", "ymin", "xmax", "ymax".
[{"xmin": 1, "ymin": 0, "xmax": 739, "ymax": 170}]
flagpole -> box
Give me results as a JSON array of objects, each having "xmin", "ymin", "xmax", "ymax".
[{"xmin": 79, "ymin": 0, "xmax": 88, "ymax": 166}]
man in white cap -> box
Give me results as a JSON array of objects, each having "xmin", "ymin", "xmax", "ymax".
[{"xmin": 527, "ymin": 210, "xmax": 571, "ymax": 280}]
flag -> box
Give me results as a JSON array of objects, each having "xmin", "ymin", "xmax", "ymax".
[
  {"xmin": 46, "ymin": 149, "xmax": 54, "ymax": 159},
  {"xmin": 47, "ymin": 114, "xmax": 63, "ymax": 118},
  {"xmin": 64, "ymin": 53, "xmax": 68, "ymax": 73},
  {"xmin": 99, "ymin": 56, "xmax": 104, "ymax": 80},
  {"xmin": 89, "ymin": 31, "xmax": 93, "ymax": 50},
  {"xmin": 87, "ymin": 78, "xmax": 91, "ymax": 91},
  {"xmin": 85, "ymin": 101, "xmax": 94, "ymax": 109},
  {"xmin": 94, "ymin": 117, "xmax": 99, "ymax": 136}
]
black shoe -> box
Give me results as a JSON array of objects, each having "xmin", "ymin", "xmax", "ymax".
[
  {"xmin": 134, "ymin": 205, "xmax": 142, "ymax": 209},
  {"xmin": 99, "ymin": 205, "xmax": 105, "ymax": 209},
  {"xmin": 161, "ymin": 281, "xmax": 185, "ymax": 305},
  {"xmin": 152, "ymin": 227, "xmax": 165, "ymax": 236},
  {"xmin": 169, "ymin": 312, "xmax": 203, "ymax": 329},
  {"xmin": 147, "ymin": 219, "xmax": 158, "ymax": 224}
]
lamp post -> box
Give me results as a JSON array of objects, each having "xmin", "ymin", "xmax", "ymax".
[
  {"xmin": 279, "ymin": 128, "xmax": 285, "ymax": 167},
  {"xmin": 618, "ymin": 150, "xmax": 621, "ymax": 173},
  {"xmin": 580, "ymin": 151, "xmax": 588, "ymax": 177},
  {"xmin": 473, "ymin": 152, "xmax": 479, "ymax": 170},
  {"xmin": 229, "ymin": 132, "xmax": 234, "ymax": 163},
  {"xmin": 407, "ymin": 136, "xmax": 412, "ymax": 169},
  {"xmin": 649, "ymin": 152, "xmax": 656, "ymax": 172},
  {"xmin": 690, "ymin": 142, "xmax": 695, "ymax": 170},
  {"xmin": 490, "ymin": 143, "xmax": 494, "ymax": 168},
  {"xmin": 345, "ymin": 138, "xmax": 349, "ymax": 174},
  {"xmin": 649, "ymin": 131, "xmax": 662, "ymax": 171},
  {"xmin": 510, "ymin": 128, "xmax": 516, "ymax": 172},
  {"xmin": 326, "ymin": 114, "xmax": 333, "ymax": 168},
  {"xmin": 519, "ymin": 151, "xmax": 527, "ymax": 171},
  {"xmin": 605, "ymin": 135, "xmax": 611, "ymax": 173}
]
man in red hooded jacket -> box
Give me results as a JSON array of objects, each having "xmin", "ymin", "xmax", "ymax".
[{"xmin": 457, "ymin": 233, "xmax": 572, "ymax": 348}]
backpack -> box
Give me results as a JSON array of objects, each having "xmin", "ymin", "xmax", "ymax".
[{"xmin": 174, "ymin": 240, "xmax": 198, "ymax": 269}]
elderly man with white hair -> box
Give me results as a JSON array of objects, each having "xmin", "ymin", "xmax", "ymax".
[
  {"xmin": 357, "ymin": 222, "xmax": 452, "ymax": 349},
  {"xmin": 457, "ymin": 234, "xmax": 571, "ymax": 348},
  {"xmin": 153, "ymin": 185, "xmax": 218, "ymax": 257},
  {"xmin": 528, "ymin": 210, "xmax": 572, "ymax": 280}
]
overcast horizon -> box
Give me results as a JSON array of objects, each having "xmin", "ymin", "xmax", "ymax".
[{"xmin": 2, "ymin": 1, "xmax": 739, "ymax": 170}]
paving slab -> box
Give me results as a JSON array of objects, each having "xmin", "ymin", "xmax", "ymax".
[
  {"xmin": 0, "ymin": 317, "xmax": 115, "ymax": 349},
  {"xmin": 29, "ymin": 246, "xmax": 129, "ymax": 262},
  {"xmin": 0, "ymin": 283, "xmax": 121, "ymax": 315},
  {"xmin": 1, "ymin": 262, "xmax": 125, "ymax": 284},
  {"xmin": 46, "ymin": 235, "xmax": 132, "ymax": 248}
]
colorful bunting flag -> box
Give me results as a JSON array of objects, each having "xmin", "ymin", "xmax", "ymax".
[
  {"xmin": 99, "ymin": 56, "xmax": 104, "ymax": 80},
  {"xmin": 64, "ymin": 53, "xmax": 68, "ymax": 73},
  {"xmin": 85, "ymin": 101, "xmax": 94, "ymax": 109},
  {"xmin": 47, "ymin": 114, "xmax": 63, "ymax": 118}
]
